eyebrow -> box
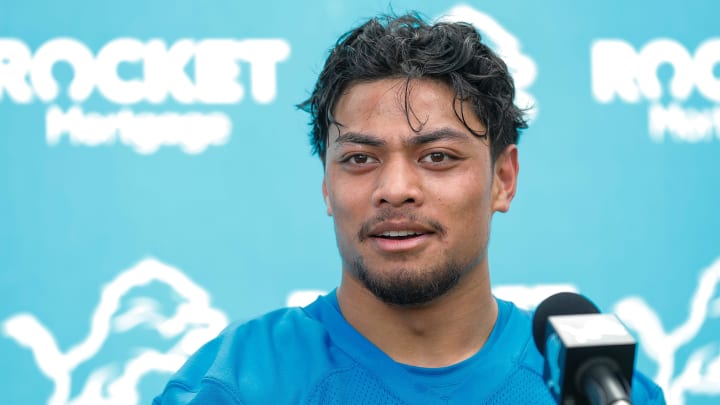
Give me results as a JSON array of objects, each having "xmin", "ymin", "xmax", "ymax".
[
  {"xmin": 333, "ymin": 127, "xmax": 472, "ymax": 150},
  {"xmin": 405, "ymin": 127, "xmax": 472, "ymax": 146},
  {"xmin": 333, "ymin": 132, "xmax": 386, "ymax": 149}
]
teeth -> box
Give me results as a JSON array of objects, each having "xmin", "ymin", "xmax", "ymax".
[{"xmin": 380, "ymin": 230, "xmax": 420, "ymax": 237}]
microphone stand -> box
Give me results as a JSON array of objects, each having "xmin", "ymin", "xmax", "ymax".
[{"xmin": 579, "ymin": 359, "xmax": 632, "ymax": 405}]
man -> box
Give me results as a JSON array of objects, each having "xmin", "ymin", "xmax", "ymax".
[{"xmin": 155, "ymin": 13, "xmax": 665, "ymax": 404}]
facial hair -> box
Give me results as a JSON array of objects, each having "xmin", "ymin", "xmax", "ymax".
[
  {"xmin": 346, "ymin": 208, "xmax": 487, "ymax": 306},
  {"xmin": 352, "ymin": 255, "xmax": 466, "ymax": 306}
]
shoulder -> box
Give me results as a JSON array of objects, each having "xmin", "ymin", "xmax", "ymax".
[
  {"xmin": 154, "ymin": 305, "xmax": 347, "ymax": 404},
  {"xmin": 493, "ymin": 298, "xmax": 545, "ymax": 373},
  {"xmin": 631, "ymin": 372, "xmax": 666, "ymax": 404}
]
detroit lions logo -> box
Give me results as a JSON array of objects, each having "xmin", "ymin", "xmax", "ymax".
[
  {"xmin": 614, "ymin": 257, "xmax": 720, "ymax": 405},
  {"xmin": 2, "ymin": 258, "xmax": 228, "ymax": 405},
  {"xmin": 5, "ymin": 257, "xmax": 720, "ymax": 404}
]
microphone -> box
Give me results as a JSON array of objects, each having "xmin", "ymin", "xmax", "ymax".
[{"xmin": 532, "ymin": 292, "xmax": 637, "ymax": 405}]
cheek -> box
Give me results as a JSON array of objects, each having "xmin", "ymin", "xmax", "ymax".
[
  {"xmin": 329, "ymin": 185, "xmax": 358, "ymax": 216},
  {"xmin": 429, "ymin": 170, "xmax": 491, "ymax": 210},
  {"xmin": 328, "ymin": 190, "xmax": 368, "ymax": 260},
  {"xmin": 327, "ymin": 184, "xmax": 365, "ymax": 236},
  {"xmin": 429, "ymin": 176, "xmax": 492, "ymax": 239},
  {"xmin": 326, "ymin": 171, "xmax": 373, "ymax": 216}
]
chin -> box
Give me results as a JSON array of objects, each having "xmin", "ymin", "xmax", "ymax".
[{"xmin": 351, "ymin": 256, "xmax": 466, "ymax": 307}]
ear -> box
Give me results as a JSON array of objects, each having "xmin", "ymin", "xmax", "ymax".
[
  {"xmin": 322, "ymin": 178, "xmax": 333, "ymax": 216},
  {"xmin": 491, "ymin": 145, "xmax": 519, "ymax": 213}
]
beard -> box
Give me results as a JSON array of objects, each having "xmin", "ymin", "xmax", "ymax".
[
  {"xmin": 351, "ymin": 255, "xmax": 467, "ymax": 307},
  {"xmin": 343, "ymin": 208, "xmax": 487, "ymax": 306}
]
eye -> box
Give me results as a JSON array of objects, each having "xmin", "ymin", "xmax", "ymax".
[
  {"xmin": 351, "ymin": 154, "xmax": 370, "ymax": 164},
  {"xmin": 340, "ymin": 153, "xmax": 379, "ymax": 166},
  {"xmin": 421, "ymin": 152, "xmax": 451, "ymax": 163}
]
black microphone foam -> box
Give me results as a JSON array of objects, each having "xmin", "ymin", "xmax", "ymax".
[{"xmin": 532, "ymin": 292, "xmax": 600, "ymax": 355}]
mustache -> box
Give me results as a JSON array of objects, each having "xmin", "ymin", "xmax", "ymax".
[{"xmin": 358, "ymin": 209, "xmax": 446, "ymax": 241}]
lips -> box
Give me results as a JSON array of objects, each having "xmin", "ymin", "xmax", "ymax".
[
  {"xmin": 367, "ymin": 221, "xmax": 435, "ymax": 239},
  {"xmin": 364, "ymin": 221, "xmax": 437, "ymax": 253},
  {"xmin": 376, "ymin": 230, "xmax": 424, "ymax": 238}
]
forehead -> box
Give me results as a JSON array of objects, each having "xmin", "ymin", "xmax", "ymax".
[{"xmin": 330, "ymin": 78, "xmax": 484, "ymax": 141}]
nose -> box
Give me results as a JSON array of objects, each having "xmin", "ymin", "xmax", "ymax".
[{"xmin": 371, "ymin": 157, "xmax": 424, "ymax": 208}]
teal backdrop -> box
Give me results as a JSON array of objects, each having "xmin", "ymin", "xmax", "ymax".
[{"xmin": 1, "ymin": 1, "xmax": 719, "ymax": 404}]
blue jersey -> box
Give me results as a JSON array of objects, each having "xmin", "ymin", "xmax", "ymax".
[{"xmin": 154, "ymin": 291, "xmax": 665, "ymax": 404}]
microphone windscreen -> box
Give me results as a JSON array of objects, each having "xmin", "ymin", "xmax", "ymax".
[{"xmin": 531, "ymin": 292, "xmax": 600, "ymax": 355}]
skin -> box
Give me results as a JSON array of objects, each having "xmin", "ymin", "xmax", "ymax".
[{"xmin": 322, "ymin": 77, "xmax": 519, "ymax": 368}]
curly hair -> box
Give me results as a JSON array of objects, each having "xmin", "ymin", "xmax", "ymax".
[{"xmin": 298, "ymin": 12, "xmax": 528, "ymax": 164}]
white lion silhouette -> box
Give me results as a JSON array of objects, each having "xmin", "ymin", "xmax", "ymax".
[
  {"xmin": 614, "ymin": 257, "xmax": 720, "ymax": 405},
  {"xmin": 2, "ymin": 258, "xmax": 228, "ymax": 405},
  {"xmin": 6, "ymin": 254, "xmax": 720, "ymax": 405}
]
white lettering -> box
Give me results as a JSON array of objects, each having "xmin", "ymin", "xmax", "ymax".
[
  {"xmin": 236, "ymin": 39, "xmax": 290, "ymax": 104},
  {"xmin": 592, "ymin": 38, "xmax": 720, "ymax": 103},
  {"xmin": 648, "ymin": 103, "xmax": 719, "ymax": 142},
  {"xmin": 592, "ymin": 40, "xmax": 641, "ymax": 103},
  {"xmin": 96, "ymin": 38, "xmax": 145, "ymax": 104},
  {"xmin": 30, "ymin": 38, "xmax": 95, "ymax": 102},
  {"xmin": 143, "ymin": 39, "xmax": 196, "ymax": 104},
  {"xmin": 637, "ymin": 39, "xmax": 693, "ymax": 101},
  {"xmin": 46, "ymin": 105, "xmax": 82, "ymax": 145},
  {"xmin": 694, "ymin": 39, "xmax": 720, "ymax": 102},
  {"xmin": 46, "ymin": 105, "xmax": 232, "ymax": 154},
  {"xmin": 0, "ymin": 39, "xmax": 33, "ymax": 103},
  {"xmin": 194, "ymin": 40, "xmax": 243, "ymax": 104},
  {"xmin": 0, "ymin": 37, "xmax": 290, "ymax": 105}
]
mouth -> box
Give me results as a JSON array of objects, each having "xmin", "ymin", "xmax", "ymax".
[
  {"xmin": 363, "ymin": 221, "xmax": 439, "ymax": 253},
  {"xmin": 373, "ymin": 230, "xmax": 428, "ymax": 240}
]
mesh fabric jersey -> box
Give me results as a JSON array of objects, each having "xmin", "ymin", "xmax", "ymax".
[{"xmin": 154, "ymin": 291, "xmax": 665, "ymax": 404}]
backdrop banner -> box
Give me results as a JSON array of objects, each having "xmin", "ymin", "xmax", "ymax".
[{"xmin": 1, "ymin": 1, "xmax": 719, "ymax": 404}]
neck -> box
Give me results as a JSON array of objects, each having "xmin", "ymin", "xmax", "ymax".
[{"xmin": 336, "ymin": 262, "xmax": 498, "ymax": 368}]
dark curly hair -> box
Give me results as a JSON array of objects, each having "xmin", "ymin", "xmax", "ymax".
[{"xmin": 298, "ymin": 12, "xmax": 528, "ymax": 165}]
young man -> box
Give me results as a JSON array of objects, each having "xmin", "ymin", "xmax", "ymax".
[{"xmin": 155, "ymin": 13, "xmax": 665, "ymax": 404}]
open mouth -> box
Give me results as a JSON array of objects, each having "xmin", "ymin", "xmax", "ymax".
[
  {"xmin": 366, "ymin": 224, "xmax": 436, "ymax": 252},
  {"xmin": 374, "ymin": 230, "xmax": 426, "ymax": 240}
]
